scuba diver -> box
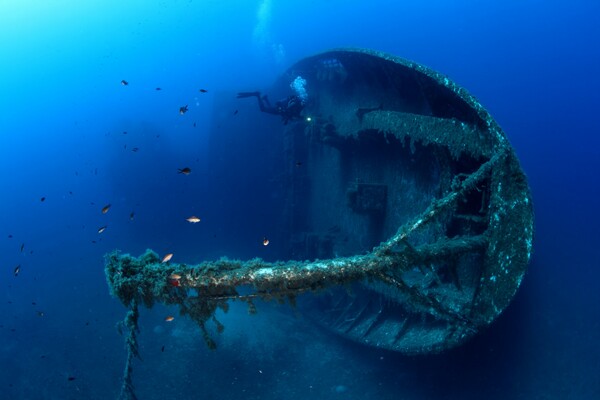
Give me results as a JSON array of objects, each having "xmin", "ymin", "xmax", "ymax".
[
  {"xmin": 237, "ymin": 76, "xmax": 308, "ymax": 125},
  {"xmin": 236, "ymin": 92, "xmax": 304, "ymax": 124}
]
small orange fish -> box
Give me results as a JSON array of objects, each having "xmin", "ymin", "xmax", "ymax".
[
  {"xmin": 169, "ymin": 273, "xmax": 181, "ymax": 280},
  {"xmin": 162, "ymin": 253, "xmax": 173, "ymax": 263},
  {"xmin": 170, "ymin": 279, "xmax": 181, "ymax": 287},
  {"xmin": 263, "ymin": 237, "xmax": 270, "ymax": 246},
  {"xmin": 101, "ymin": 204, "xmax": 111, "ymax": 214},
  {"xmin": 186, "ymin": 216, "xmax": 201, "ymax": 223},
  {"xmin": 98, "ymin": 226, "xmax": 107, "ymax": 234},
  {"xmin": 178, "ymin": 167, "xmax": 191, "ymax": 175},
  {"xmin": 165, "ymin": 316, "xmax": 175, "ymax": 322}
]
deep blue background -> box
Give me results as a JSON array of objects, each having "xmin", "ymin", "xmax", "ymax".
[{"xmin": 1, "ymin": 1, "xmax": 599, "ymax": 399}]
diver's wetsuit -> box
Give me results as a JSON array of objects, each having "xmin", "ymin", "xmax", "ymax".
[{"xmin": 237, "ymin": 91, "xmax": 304, "ymax": 124}]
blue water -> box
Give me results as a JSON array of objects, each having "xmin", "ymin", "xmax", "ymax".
[{"xmin": 1, "ymin": 1, "xmax": 599, "ymax": 399}]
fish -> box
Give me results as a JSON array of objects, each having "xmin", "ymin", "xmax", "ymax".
[
  {"xmin": 40, "ymin": 197, "xmax": 46, "ymax": 202},
  {"xmin": 129, "ymin": 212, "xmax": 135, "ymax": 221},
  {"xmin": 170, "ymin": 279, "xmax": 181, "ymax": 287},
  {"xmin": 178, "ymin": 167, "xmax": 191, "ymax": 175},
  {"xmin": 121, "ymin": 80, "xmax": 128, "ymax": 86},
  {"xmin": 169, "ymin": 273, "xmax": 181, "ymax": 280},
  {"xmin": 101, "ymin": 204, "xmax": 111, "ymax": 214},
  {"xmin": 186, "ymin": 216, "xmax": 201, "ymax": 223},
  {"xmin": 155, "ymin": 87, "xmax": 162, "ymax": 91},
  {"xmin": 131, "ymin": 147, "xmax": 139, "ymax": 152},
  {"xmin": 193, "ymin": 122, "xmax": 196, "ymax": 128},
  {"xmin": 162, "ymin": 253, "xmax": 173, "ymax": 263},
  {"xmin": 161, "ymin": 345, "xmax": 165, "ymax": 352},
  {"xmin": 67, "ymin": 376, "xmax": 76, "ymax": 381},
  {"xmin": 13, "ymin": 265, "xmax": 21, "ymax": 276},
  {"xmin": 165, "ymin": 316, "xmax": 175, "ymax": 322},
  {"xmin": 263, "ymin": 237, "xmax": 270, "ymax": 246},
  {"xmin": 199, "ymin": 89, "xmax": 208, "ymax": 93},
  {"xmin": 37, "ymin": 311, "xmax": 44, "ymax": 317},
  {"xmin": 97, "ymin": 226, "xmax": 107, "ymax": 234},
  {"xmin": 233, "ymin": 109, "xmax": 238, "ymax": 115},
  {"xmin": 8, "ymin": 234, "xmax": 13, "ymax": 238},
  {"xmin": 179, "ymin": 105, "xmax": 189, "ymax": 115},
  {"xmin": 295, "ymin": 161, "xmax": 303, "ymax": 167},
  {"xmin": 20, "ymin": 243, "xmax": 24, "ymax": 252}
]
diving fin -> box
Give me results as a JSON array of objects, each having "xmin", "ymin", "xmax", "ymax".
[{"xmin": 236, "ymin": 91, "xmax": 261, "ymax": 99}]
